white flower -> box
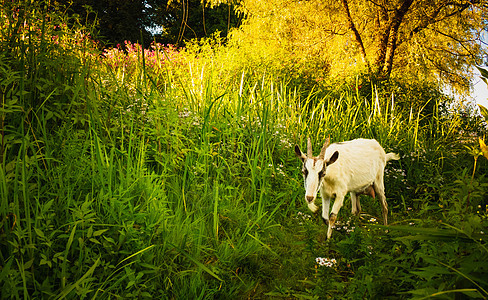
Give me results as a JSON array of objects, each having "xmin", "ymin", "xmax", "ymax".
[
  {"xmin": 178, "ymin": 109, "xmax": 191, "ymax": 118},
  {"xmin": 296, "ymin": 211, "xmax": 311, "ymax": 222},
  {"xmin": 315, "ymin": 257, "xmax": 337, "ymax": 268}
]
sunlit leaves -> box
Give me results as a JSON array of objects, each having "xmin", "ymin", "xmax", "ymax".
[
  {"xmin": 220, "ymin": 0, "xmax": 487, "ymax": 91},
  {"xmin": 479, "ymin": 137, "xmax": 488, "ymax": 160}
]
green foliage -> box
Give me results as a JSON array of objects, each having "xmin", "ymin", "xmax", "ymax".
[
  {"xmin": 1, "ymin": 2, "xmax": 488, "ymax": 299},
  {"xmin": 57, "ymin": 0, "xmax": 156, "ymax": 47},
  {"xmin": 54, "ymin": 0, "xmax": 241, "ymax": 47},
  {"xmin": 153, "ymin": 0, "xmax": 241, "ymax": 45}
]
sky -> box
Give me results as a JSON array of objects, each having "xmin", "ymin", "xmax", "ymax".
[
  {"xmin": 472, "ymin": 67, "xmax": 488, "ymax": 109},
  {"xmin": 470, "ymin": 30, "xmax": 488, "ymax": 109}
]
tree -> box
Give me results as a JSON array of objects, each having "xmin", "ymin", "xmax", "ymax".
[
  {"xmin": 340, "ymin": 0, "xmax": 487, "ymax": 85},
  {"xmin": 57, "ymin": 0, "xmax": 157, "ymax": 47},
  {"xmin": 224, "ymin": 0, "xmax": 488, "ymax": 91},
  {"xmin": 152, "ymin": 0, "xmax": 241, "ymax": 45},
  {"xmin": 57, "ymin": 0, "xmax": 240, "ymax": 47}
]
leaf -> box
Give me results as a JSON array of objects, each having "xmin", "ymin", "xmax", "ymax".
[
  {"xmin": 56, "ymin": 256, "xmax": 101, "ymax": 300},
  {"xmin": 93, "ymin": 229, "xmax": 108, "ymax": 237},
  {"xmin": 89, "ymin": 238, "xmax": 101, "ymax": 244},
  {"xmin": 87, "ymin": 226, "xmax": 93, "ymax": 238},
  {"xmin": 373, "ymin": 225, "xmax": 473, "ymax": 242},
  {"xmin": 169, "ymin": 243, "xmax": 223, "ymax": 282},
  {"xmin": 102, "ymin": 236, "xmax": 116, "ymax": 245},
  {"xmin": 417, "ymin": 288, "xmax": 482, "ymax": 300},
  {"xmin": 476, "ymin": 66, "xmax": 488, "ymax": 80},
  {"xmin": 406, "ymin": 287, "xmax": 437, "ymax": 297},
  {"xmin": 478, "ymin": 104, "xmax": 488, "ymax": 122},
  {"xmin": 410, "ymin": 266, "xmax": 452, "ymax": 280},
  {"xmin": 0, "ymin": 258, "xmax": 14, "ymax": 284},
  {"xmin": 34, "ymin": 228, "xmax": 46, "ymax": 239},
  {"xmin": 479, "ymin": 138, "xmax": 488, "ymax": 160},
  {"xmin": 40, "ymin": 258, "xmax": 52, "ymax": 268},
  {"xmin": 23, "ymin": 259, "xmax": 34, "ymax": 270},
  {"xmin": 481, "ymin": 76, "xmax": 488, "ymax": 86},
  {"xmin": 42, "ymin": 199, "xmax": 55, "ymax": 213}
]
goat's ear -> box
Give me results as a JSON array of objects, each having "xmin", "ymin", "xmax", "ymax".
[
  {"xmin": 327, "ymin": 151, "xmax": 339, "ymax": 165},
  {"xmin": 294, "ymin": 145, "xmax": 306, "ymax": 161}
]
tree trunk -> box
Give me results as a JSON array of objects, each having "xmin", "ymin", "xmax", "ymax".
[
  {"xmin": 379, "ymin": 0, "xmax": 414, "ymax": 79},
  {"xmin": 340, "ymin": 0, "xmax": 371, "ymax": 73},
  {"xmin": 372, "ymin": 4, "xmax": 390, "ymax": 78},
  {"xmin": 343, "ymin": 0, "xmax": 414, "ymax": 80}
]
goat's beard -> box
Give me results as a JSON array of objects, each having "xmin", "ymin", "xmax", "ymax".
[{"xmin": 307, "ymin": 200, "xmax": 319, "ymax": 213}]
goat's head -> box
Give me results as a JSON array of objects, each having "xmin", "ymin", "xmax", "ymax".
[{"xmin": 294, "ymin": 137, "xmax": 339, "ymax": 212}]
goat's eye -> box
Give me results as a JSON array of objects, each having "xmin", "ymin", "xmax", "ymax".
[{"xmin": 318, "ymin": 169, "xmax": 325, "ymax": 178}]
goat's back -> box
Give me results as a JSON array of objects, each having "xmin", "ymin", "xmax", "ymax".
[{"xmin": 323, "ymin": 139, "xmax": 387, "ymax": 190}]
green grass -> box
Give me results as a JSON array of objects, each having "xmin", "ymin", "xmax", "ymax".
[{"xmin": 1, "ymin": 1, "xmax": 488, "ymax": 299}]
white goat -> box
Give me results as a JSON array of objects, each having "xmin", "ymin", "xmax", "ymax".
[{"xmin": 294, "ymin": 137, "xmax": 400, "ymax": 239}]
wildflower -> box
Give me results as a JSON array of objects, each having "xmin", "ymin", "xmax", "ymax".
[
  {"xmin": 369, "ymin": 217, "xmax": 377, "ymax": 223},
  {"xmin": 315, "ymin": 257, "xmax": 337, "ymax": 268},
  {"xmin": 275, "ymin": 165, "xmax": 285, "ymax": 177},
  {"xmin": 296, "ymin": 211, "xmax": 311, "ymax": 224}
]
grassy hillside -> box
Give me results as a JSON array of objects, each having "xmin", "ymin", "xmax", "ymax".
[{"xmin": 1, "ymin": 2, "xmax": 487, "ymax": 299}]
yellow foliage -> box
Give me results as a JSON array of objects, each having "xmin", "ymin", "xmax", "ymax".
[
  {"xmin": 224, "ymin": 0, "xmax": 487, "ymax": 90},
  {"xmin": 479, "ymin": 138, "xmax": 488, "ymax": 160}
]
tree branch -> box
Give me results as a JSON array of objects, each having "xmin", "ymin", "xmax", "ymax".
[
  {"xmin": 432, "ymin": 28, "xmax": 479, "ymax": 58},
  {"xmin": 408, "ymin": 1, "xmax": 473, "ymax": 40}
]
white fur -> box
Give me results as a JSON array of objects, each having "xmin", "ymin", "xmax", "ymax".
[{"xmin": 297, "ymin": 138, "xmax": 399, "ymax": 239}]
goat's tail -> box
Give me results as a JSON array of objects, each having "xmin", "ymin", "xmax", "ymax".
[{"xmin": 386, "ymin": 152, "xmax": 400, "ymax": 162}]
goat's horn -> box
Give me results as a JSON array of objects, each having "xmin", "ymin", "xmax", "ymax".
[
  {"xmin": 307, "ymin": 137, "xmax": 313, "ymax": 157},
  {"xmin": 318, "ymin": 138, "xmax": 330, "ymax": 159}
]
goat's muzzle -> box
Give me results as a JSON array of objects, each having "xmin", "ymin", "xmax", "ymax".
[{"xmin": 306, "ymin": 196, "xmax": 314, "ymax": 203}]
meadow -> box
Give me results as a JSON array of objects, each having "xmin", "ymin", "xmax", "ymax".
[{"xmin": 1, "ymin": 2, "xmax": 488, "ymax": 299}]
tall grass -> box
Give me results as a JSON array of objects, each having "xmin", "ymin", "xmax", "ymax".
[{"xmin": 1, "ymin": 1, "xmax": 487, "ymax": 298}]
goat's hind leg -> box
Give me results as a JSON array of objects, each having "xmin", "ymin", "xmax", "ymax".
[
  {"xmin": 374, "ymin": 180, "xmax": 388, "ymax": 225},
  {"xmin": 356, "ymin": 194, "xmax": 362, "ymax": 215},
  {"xmin": 350, "ymin": 192, "xmax": 361, "ymax": 216}
]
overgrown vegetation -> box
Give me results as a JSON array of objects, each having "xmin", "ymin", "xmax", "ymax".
[{"xmin": 1, "ymin": 1, "xmax": 487, "ymax": 299}]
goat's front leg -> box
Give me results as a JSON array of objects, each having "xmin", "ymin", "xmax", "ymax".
[
  {"xmin": 321, "ymin": 197, "xmax": 331, "ymax": 226},
  {"xmin": 320, "ymin": 187, "xmax": 330, "ymax": 226},
  {"xmin": 327, "ymin": 192, "xmax": 346, "ymax": 239}
]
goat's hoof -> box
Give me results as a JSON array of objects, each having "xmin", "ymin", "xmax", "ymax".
[
  {"xmin": 308, "ymin": 202, "xmax": 319, "ymax": 213},
  {"xmin": 326, "ymin": 227, "xmax": 333, "ymax": 240},
  {"xmin": 329, "ymin": 213, "xmax": 337, "ymax": 224},
  {"xmin": 321, "ymin": 217, "xmax": 329, "ymax": 226}
]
